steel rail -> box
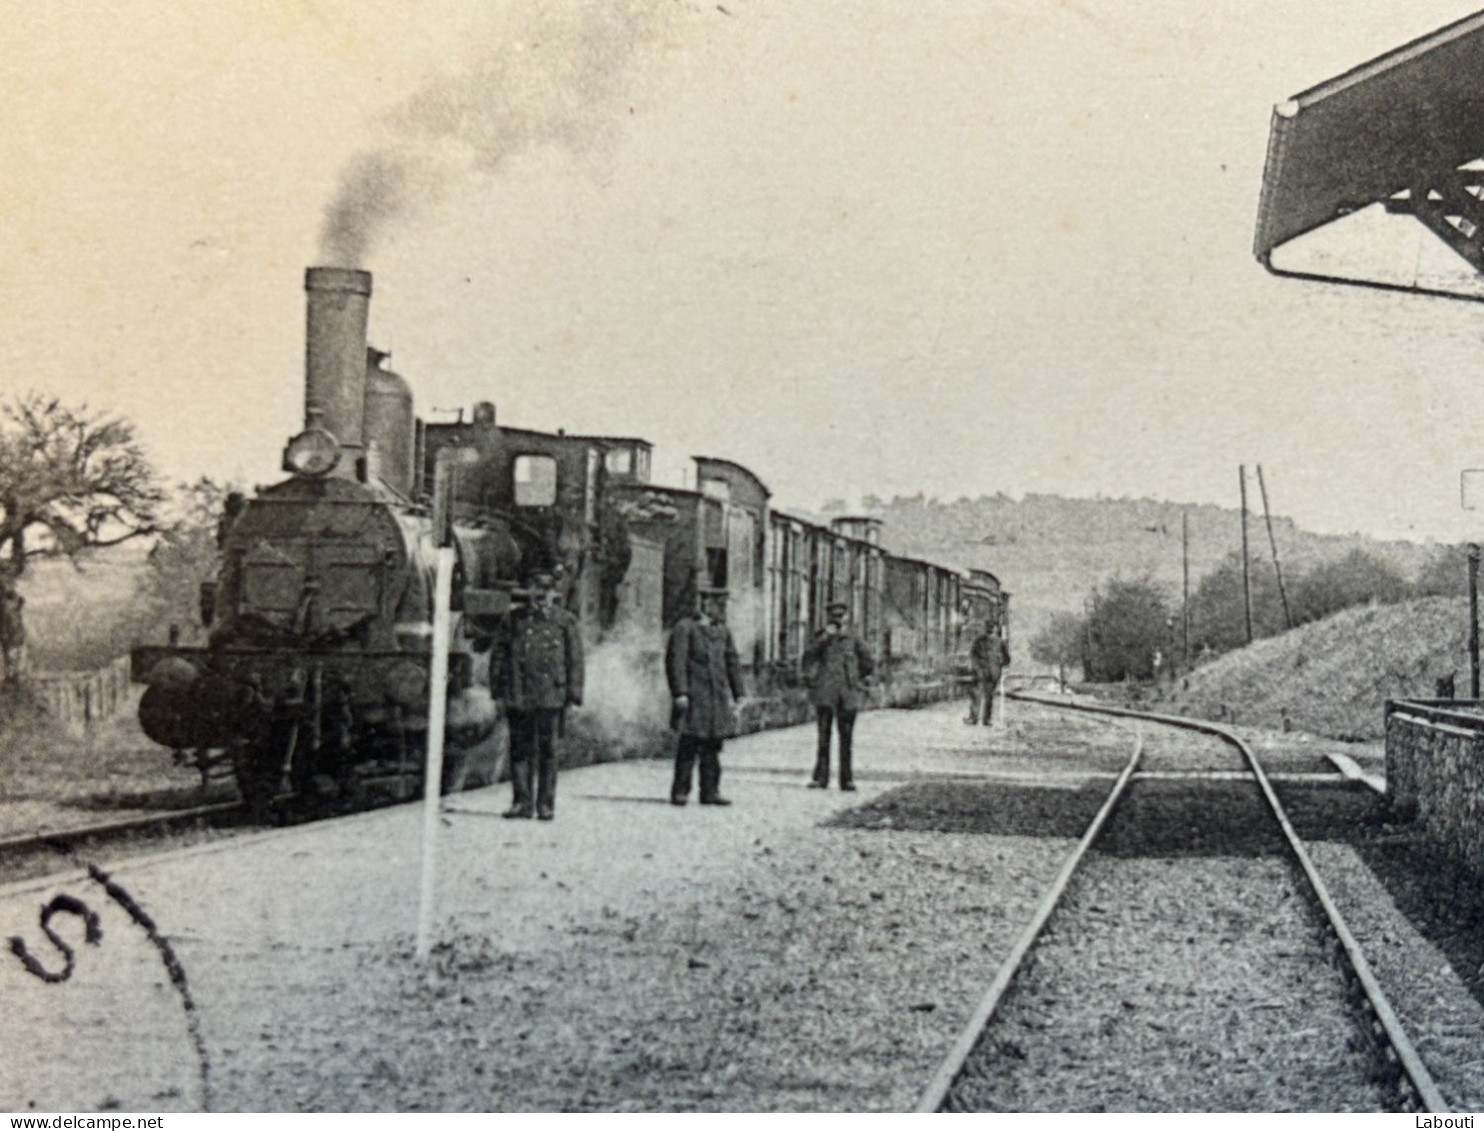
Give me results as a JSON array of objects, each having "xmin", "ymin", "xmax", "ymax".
[
  {"xmin": 0, "ymin": 802, "xmax": 247, "ymax": 862},
  {"xmin": 975, "ymin": 692, "xmax": 1447, "ymax": 1114},
  {"xmin": 914, "ymin": 725, "xmax": 1145, "ymax": 1113}
]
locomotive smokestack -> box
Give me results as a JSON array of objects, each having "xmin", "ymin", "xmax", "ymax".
[{"xmin": 304, "ymin": 266, "xmax": 373, "ymax": 478}]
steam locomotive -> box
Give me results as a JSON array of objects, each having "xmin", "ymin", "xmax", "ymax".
[{"xmin": 131, "ymin": 267, "xmax": 1008, "ymax": 804}]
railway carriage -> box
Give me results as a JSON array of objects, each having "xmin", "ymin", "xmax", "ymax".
[
  {"xmin": 960, "ymin": 569, "xmax": 1003, "ymax": 631},
  {"xmin": 883, "ymin": 555, "xmax": 966, "ymax": 669}
]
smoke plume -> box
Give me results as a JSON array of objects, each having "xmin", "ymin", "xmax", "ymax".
[
  {"xmin": 319, "ymin": 1, "xmax": 684, "ymax": 266},
  {"xmin": 575, "ymin": 619, "xmax": 670, "ymax": 756}
]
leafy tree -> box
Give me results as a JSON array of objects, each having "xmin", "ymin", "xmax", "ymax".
[
  {"xmin": 1029, "ymin": 610, "xmax": 1087, "ymax": 678},
  {"xmin": 1412, "ymin": 544, "xmax": 1471, "ymax": 598},
  {"xmin": 1187, "ymin": 551, "xmax": 1287, "ymax": 656},
  {"xmin": 136, "ymin": 478, "xmax": 234, "ymax": 643},
  {"xmin": 1289, "ymin": 549, "xmax": 1407, "ymax": 625},
  {"xmin": 1085, "ymin": 575, "xmax": 1174, "ymax": 682}
]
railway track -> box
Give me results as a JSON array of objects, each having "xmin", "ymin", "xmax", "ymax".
[
  {"xmin": 0, "ymin": 753, "xmax": 507, "ymax": 884},
  {"xmin": 917, "ymin": 695, "xmax": 1448, "ymax": 1114},
  {"xmin": 0, "ymin": 801, "xmax": 250, "ymax": 875}
]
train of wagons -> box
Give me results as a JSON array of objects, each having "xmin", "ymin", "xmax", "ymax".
[{"xmin": 130, "ymin": 267, "xmax": 1009, "ymax": 802}]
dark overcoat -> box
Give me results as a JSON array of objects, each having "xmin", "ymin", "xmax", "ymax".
[
  {"xmin": 804, "ymin": 630, "xmax": 875, "ymax": 711},
  {"xmin": 970, "ymin": 632, "xmax": 1010, "ymax": 683},
  {"xmin": 666, "ymin": 616, "xmax": 745, "ymax": 739},
  {"xmin": 496, "ymin": 606, "xmax": 584, "ymax": 711}
]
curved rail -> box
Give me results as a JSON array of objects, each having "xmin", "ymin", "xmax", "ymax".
[{"xmin": 918, "ymin": 693, "xmax": 1448, "ymax": 1114}]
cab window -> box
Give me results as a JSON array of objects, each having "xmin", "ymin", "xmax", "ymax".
[{"xmin": 514, "ymin": 454, "xmax": 558, "ymax": 507}]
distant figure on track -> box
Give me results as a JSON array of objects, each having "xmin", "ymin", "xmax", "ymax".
[
  {"xmin": 966, "ymin": 621, "xmax": 1010, "ymax": 726},
  {"xmin": 805, "ymin": 600, "xmax": 875, "ymax": 791},
  {"xmin": 666, "ymin": 586, "xmax": 745, "ymax": 806},
  {"xmin": 498, "ymin": 570, "xmax": 584, "ymax": 821}
]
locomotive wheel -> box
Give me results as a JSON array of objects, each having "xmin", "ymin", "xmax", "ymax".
[
  {"xmin": 234, "ymin": 716, "xmax": 302, "ymax": 806},
  {"xmin": 232, "ymin": 737, "xmax": 285, "ymax": 805}
]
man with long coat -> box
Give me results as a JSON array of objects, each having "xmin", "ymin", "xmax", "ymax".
[
  {"xmin": 497, "ymin": 571, "xmax": 584, "ymax": 821},
  {"xmin": 666, "ymin": 587, "xmax": 745, "ymax": 806},
  {"xmin": 804, "ymin": 600, "xmax": 875, "ymax": 791},
  {"xmin": 967, "ymin": 621, "xmax": 1011, "ymax": 725}
]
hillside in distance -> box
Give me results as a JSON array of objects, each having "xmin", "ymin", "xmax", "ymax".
[{"xmin": 819, "ymin": 493, "xmax": 1446, "ymax": 659}]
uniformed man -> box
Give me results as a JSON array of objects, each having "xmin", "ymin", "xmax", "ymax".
[
  {"xmin": 967, "ymin": 621, "xmax": 1011, "ymax": 725},
  {"xmin": 803, "ymin": 600, "xmax": 874, "ymax": 791},
  {"xmin": 497, "ymin": 570, "xmax": 584, "ymax": 820},
  {"xmin": 666, "ymin": 587, "xmax": 745, "ymax": 806}
]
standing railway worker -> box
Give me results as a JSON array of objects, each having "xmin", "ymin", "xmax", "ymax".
[
  {"xmin": 666, "ymin": 587, "xmax": 746, "ymax": 806},
  {"xmin": 804, "ymin": 600, "xmax": 875, "ymax": 791},
  {"xmin": 966, "ymin": 621, "xmax": 1011, "ymax": 726},
  {"xmin": 497, "ymin": 570, "xmax": 584, "ymax": 821}
]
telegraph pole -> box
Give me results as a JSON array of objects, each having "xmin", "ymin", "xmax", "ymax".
[
  {"xmin": 1470, "ymin": 544, "xmax": 1481, "ymax": 699},
  {"xmin": 1256, "ymin": 465, "xmax": 1293, "ymax": 629},
  {"xmin": 1181, "ymin": 510, "xmax": 1190, "ymax": 670},
  {"xmin": 1239, "ymin": 465, "xmax": 1254, "ymax": 644}
]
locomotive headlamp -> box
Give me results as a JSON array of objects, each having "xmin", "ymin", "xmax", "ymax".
[{"xmin": 283, "ymin": 428, "xmax": 341, "ymax": 476}]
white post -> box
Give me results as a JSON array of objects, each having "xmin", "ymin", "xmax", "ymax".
[
  {"xmin": 415, "ymin": 544, "xmax": 457, "ymax": 961},
  {"xmin": 994, "ymin": 678, "xmax": 1007, "ymax": 730}
]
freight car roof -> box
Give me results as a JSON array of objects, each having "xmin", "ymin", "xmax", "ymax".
[
  {"xmin": 692, "ymin": 455, "xmax": 771, "ymax": 500},
  {"xmin": 886, "ymin": 553, "xmax": 964, "ymax": 577},
  {"xmin": 771, "ymin": 507, "xmax": 880, "ymax": 549},
  {"xmin": 565, "ymin": 435, "xmax": 654, "ymax": 449}
]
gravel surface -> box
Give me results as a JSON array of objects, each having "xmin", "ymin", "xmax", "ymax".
[
  {"xmin": 937, "ymin": 710, "xmax": 1484, "ymax": 1112},
  {"xmin": 1306, "ymin": 841, "xmax": 1484, "ymax": 1111},
  {"xmin": 214, "ymin": 828, "xmax": 1072, "ymax": 1112},
  {"xmin": 949, "ymin": 855, "xmax": 1389, "ymax": 1112},
  {"xmin": 4, "ymin": 698, "xmax": 1480, "ymax": 1113},
  {"xmin": 3, "ymin": 703, "xmax": 1108, "ymax": 1112},
  {"xmin": 0, "ymin": 694, "xmax": 212, "ymax": 840}
]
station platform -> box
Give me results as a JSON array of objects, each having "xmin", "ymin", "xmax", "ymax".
[{"xmin": 0, "ymin": 699, "xmax": 1373, "ymax": 1112}]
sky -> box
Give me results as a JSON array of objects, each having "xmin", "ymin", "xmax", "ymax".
[{"xmin": 6, "ymin": 0, "xmax": 1484, "ymax": 543}]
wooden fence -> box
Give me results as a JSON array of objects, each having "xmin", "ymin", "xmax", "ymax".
[{"xmin": 29, "ymin": 656, "xmax": 134, "ymax": 733}]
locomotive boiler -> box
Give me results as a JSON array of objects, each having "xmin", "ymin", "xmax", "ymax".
[{"xmin": 131, "ymin": 267, "xmax": 622, "ymax": 803}]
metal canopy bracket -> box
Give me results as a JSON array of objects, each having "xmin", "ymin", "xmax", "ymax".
[
  {"xmin": 1256, "ymin": 10, "xmax": 1484, "ymax": 297},
  {"xmin": 1388, "ymin": 173, "xmax": 1484, "ymax": 275}
]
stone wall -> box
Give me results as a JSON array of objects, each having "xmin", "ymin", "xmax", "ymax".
[{"xmin": 1384, "ymin": 699, "xmax": 1484, "ymax": 879}]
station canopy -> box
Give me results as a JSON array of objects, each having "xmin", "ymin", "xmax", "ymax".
[{"xmin": 1255, "ymin": 10, "xmax": 1484, "ymax": 298}]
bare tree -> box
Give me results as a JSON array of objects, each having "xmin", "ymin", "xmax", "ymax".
[{"xmin": 0, "ymin": 394, "xmax": 166, "ymax": 677}]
